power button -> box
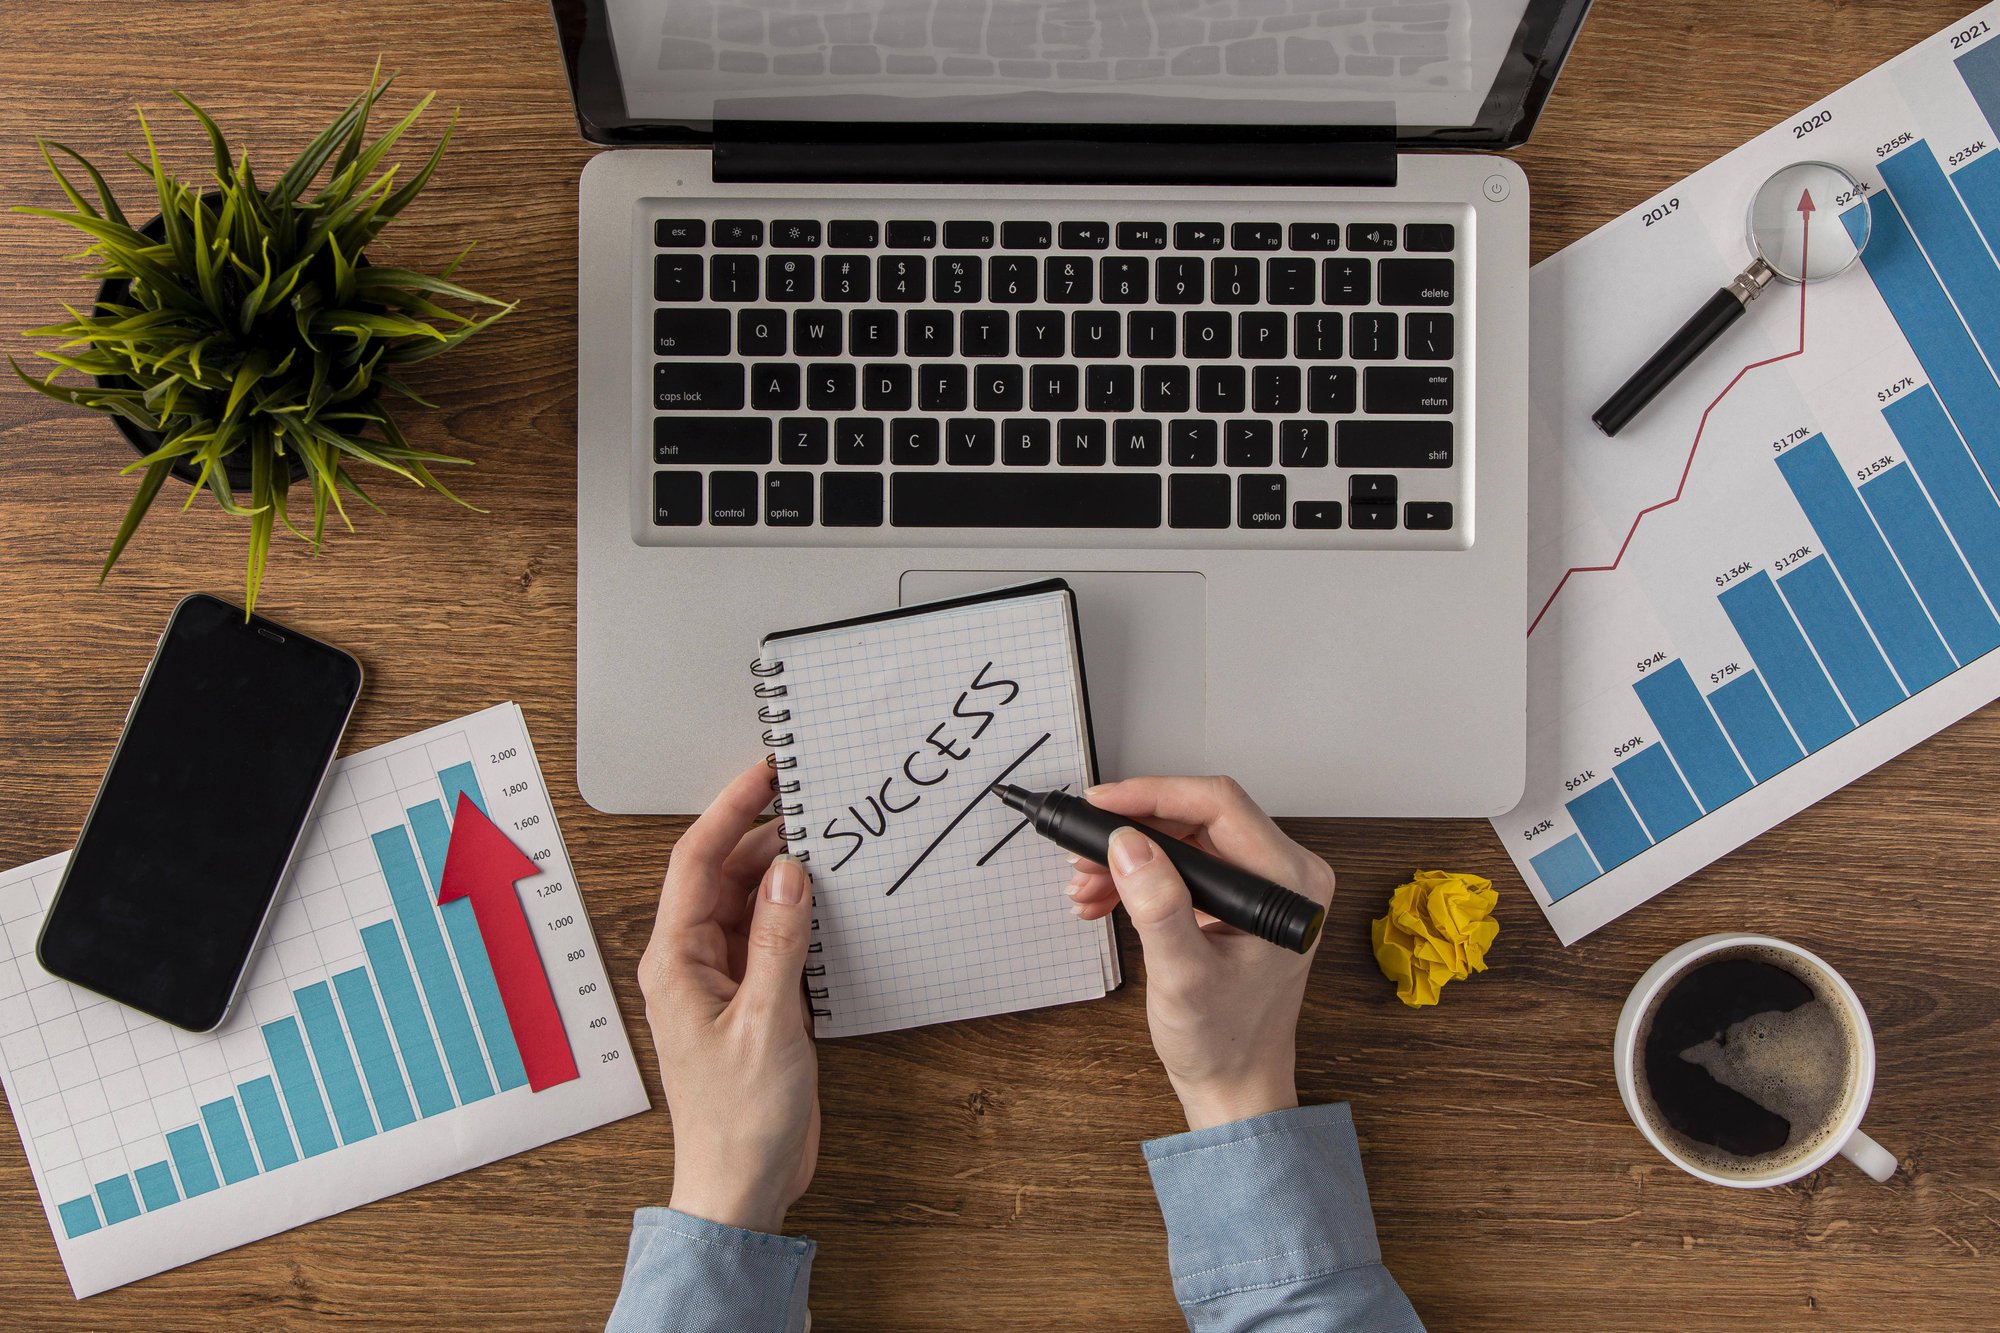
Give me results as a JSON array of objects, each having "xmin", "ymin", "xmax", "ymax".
[{"xmin": 1483, "ymin": 174, "xmax": 1512, "ymax": 202}]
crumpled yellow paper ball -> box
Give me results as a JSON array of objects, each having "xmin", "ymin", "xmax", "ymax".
[{"xmin": 1370, "ymin": 870, "xmax": 1499, "ymax": 1008}]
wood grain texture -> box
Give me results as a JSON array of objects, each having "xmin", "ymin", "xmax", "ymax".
[{"xmin": 2, "ymin": 1, "xmax": 1996, "ymax": 1326}]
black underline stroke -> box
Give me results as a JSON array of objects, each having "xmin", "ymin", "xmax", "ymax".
[
  {"xmin": 884, "ymin": 732, "xmax": 1052, "ymax": 896},
  {"xmin": 977, "ymin": 782, "xmax": 1070, "ymax": 867}
]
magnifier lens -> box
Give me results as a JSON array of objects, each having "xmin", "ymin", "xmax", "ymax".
[{"xmin": 1748, "ymin": 160, "xmax": 1869, "ymax": 283}]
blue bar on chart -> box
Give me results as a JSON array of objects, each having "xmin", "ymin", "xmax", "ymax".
[
  {"xmin": 409, "ymin": 800, "xmax": 529, "ymax": 1093},
  {"xmin": 165, "ymin": 1124, "xmax": 220, "ymax": 1198},
  {"xmin": 200, "ymin": 1098, "xmax": 260, "ymax": 1185},
  {"xmin": 331, "ymin": 966, "xmax": 419, "ymax": 1131},
  {"xmin": 261, "ymin": 1017, "xmax": 338, "ymax": 1158},
  {"xmin": 133, "ymin": 1161, "xmax": 179, "ymax": 1211},
  {"xmin": 1956, "ymin": 38, "xmax": 2000, "ymax": 145},
  {"xmin": 1611, "ymin": 743, "xmax": 1702, "ymax": 840},
  {"xmin": 1878, "ymin": 144, "xmax": 2000, "ymax": 366},
  {"xmin": 1706, "ymin": 673, "xmax": 1804, "ymax": 782},
  {"xmin": 1777, "ymin": 556, "xmax": 1906, "ymax": 723},
  {"xmin": 1717, "ymin": 572, "xmax": 1854, "ymax": 752},
  {"xmin": 439, "ymin": 762, "xmax": 488, "ymax": 816},
  {"xmin": 236, "ymin": 1075, "xmax": 299, "ymax": 1171},
  {"xmin": 1566, "ymin": 780, "xmax": 1651, "ymax": 873},
  {"xmin": 1859, "ymin": 465, "xmax": 2000, "ymax": 663},
  {"xmin": 94, "ymin": 1175, "xmax": 141, "ymax": 1225},
  {"xmin": 1632, "ymin": 661, "xmax": 1751, "ymax": 810},
  {"xmin": 1776, "ymin": 436, "xmax": 1956, "ymax": 690},
  {"xmin": 1952, "ymin": 150, "xmax": 2000, "ymax": 252},
  {"xmin": 371, "ymin": 827, "xmax": 494, "ymax": 1105},
  {"xmin": 1844, "ymin": 198, "xmax": 2000, "ymax": 489},
  {"xmin": 358, "ymin": 920, "xmax": 456, "ymax": 1117},
  {"xmin": 57, "ymin": 1196, "xmax": 101, "ymax": 1238},
  {"xmin": 295, "ymin": 982, "xmax": 377, "ymax": 1146},
  {"xmin": 1885, "ymin": 388, "xmax": 2000, "ymax": 597},
  {"xmin": 1529, "ymin": 834, "xmax": 1601, "ymax": 902}
]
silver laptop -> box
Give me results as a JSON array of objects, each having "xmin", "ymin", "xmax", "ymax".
[{"xmin": 561, "ymin": 0, "xmax": 1590, "ymax": 816}]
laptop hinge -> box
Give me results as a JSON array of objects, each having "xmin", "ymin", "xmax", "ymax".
[{"xmin": 713, "ymin": 135, "xmax": 1397, "ymax": 187}]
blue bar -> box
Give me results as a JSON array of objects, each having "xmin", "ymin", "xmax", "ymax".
[
  {"xmin": 331, "ymin": 966, "xmax": 418, "ymax": 1131},
  {"xmin": 1778, "ymin": 556, "xmax": 1906, "ymax": 723},
  {"xmin": 133, "ymin": 1160, "xmax": 179, "ymax": 1211},
  {"xmin": 1845, "ymin": 197, "xmax": 2000, "ymax": 491},
  {"xmin": 1565, "ymin": 779, "xmax": 1652, "ymax": 873},
  {"xmin": 1885, "ymin": 387, "xmax": 2000, "ymax": 600},
  {"xmin": 1718, "ymin": 572, "xmax": 1853, "ymax": 752},
  {"xmin": 438, "ymin": 762, "xmax": 488, "ymax": 816},
  {"xmin": 165, "ymin": 1124, "xmax": 220, "ymax": 1198},
  {"xmin": 199, "ymin": 1098, "xmax": 260, "ymax": 1184},
  {"xmin": 410, "ymin": 801, "xmax": 529, "ymax": 1093},
  {"xmin": 1529, "ymin": 834, "xmax": 1601, "ymax": 902},
  {"xmin": 295, "ymin": 982, "xmax": 377, "ymax": 1145},
  {"xmin": 1611, "ymin": 743, "xmax": 1701, "ymax": 841},
  {"xmin": 236, "ymin": 1075, "xmax": 299, "ymax": 1170},
  {"xmin": 93, "ymin": 1175, "xmax": 141, "ymax": 1225},
  {"xmin": 1956, "ymin": 39, "xmax": 2000, "ymax": 145},
  {"xmin": 371, "ymin": 827, "xmax": 494, "ymax": 1104},
  {"xmin": 261, "ymin": 1016, "xmax": 337, "ymax": 1158},
  {"xmin": 1632, "ymin": 661, "xmax": 1752, "ymax": 810},
  {"xmin": 1861, "ymin": 463, "xmax": 2000, "ymax": 663},
  {"xmin": 1707, "ymin": 672, "xmax": 1805, "ymax": 782},
  {"xmin": 1879, "ymin": 144, "xmax": 2000, "ymax": 368},
  {"xmin": 1952, "ymin": 151, "xmax": 2000, "ymax": 253},
  {"xmin": 1776, "ymin": 435, "xmax": 1956, "ymax": 689},
  {"xmin": 359, "ymin": 920, "xmax": 456, "ymax": 1117},
  {"xmin": 57, "ymin": 1196, "xmax": 101, "ymax": 1238}
]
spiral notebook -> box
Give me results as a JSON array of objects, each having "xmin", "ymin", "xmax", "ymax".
[{"xmin": 753, "ymin": 580, "xmax": 1119, "ymax": 1038}]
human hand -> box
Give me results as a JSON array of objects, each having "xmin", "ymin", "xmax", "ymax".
[
  {"xmin": 1066, "ymin": 777, "xmax": 1335, "ymax": 1132},
  {"xmin": 639, "ymin": 760, "xmax": 819, "ymax": 1235}
]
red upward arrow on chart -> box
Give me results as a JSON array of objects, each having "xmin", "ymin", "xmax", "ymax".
[{"xmin": 437, "ymin": 794, "xmax": 579, "ymax": 1092}]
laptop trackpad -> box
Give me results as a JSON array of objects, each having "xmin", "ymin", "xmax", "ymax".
[{"xmin": 898, "ymin": 570, "xmax": 1207, "ymax": 780}]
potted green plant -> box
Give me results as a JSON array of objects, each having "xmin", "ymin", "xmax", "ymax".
[{"xmin": 12, "ymin": 69, "xmax": 512, "ymax": 612}]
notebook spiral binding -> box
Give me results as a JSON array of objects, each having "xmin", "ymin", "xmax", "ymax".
[{"xmin": 753, "ymin": 655, "xmax": 831, "ymax": 1018}]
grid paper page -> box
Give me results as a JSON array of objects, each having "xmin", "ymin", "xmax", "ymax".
[{"xmin": 771, "ymin": 589, "xmax": 1113, "ymax": 1038}]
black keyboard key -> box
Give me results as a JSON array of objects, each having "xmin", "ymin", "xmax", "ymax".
[
  {"xmin": 1046, "ymin": 256, "xmax": 1093, "ymax": 303},
  {"xmin": 990, "ymin": 256, "xmax": 1037, "ymax": 302},
  {"xmin": 713, "ymin": 219, "xmax": 764, "ymax": 248},
  {"xmin": 1239, "ymin": 312, "xmax": 1287, "ymax": 360},
  {"xmin": 1169, "ymin": 474, "xmax": 1230, "ymax": 528},
  {"xmin": 1117, "ymin": 221, "xmax": 1168, "ymax": 250},
  {"xmin": 766, "ymin": 472, "xmax": 814, "ymax": 526},
  {"xmin": 737, "ymin": 308, "xmax": 785, "ymax": 355},
  {"xmin": 656, "ymin": 309, "xmax": 730, "ymax": 356},
  {"xmin": 772, "ymin": 220, "xmax": 822, "ymax": 248},
  {"xmin": 656, "ymin": 362, "xmax": 744, "ymax": 411},
  {"xmin": 957, "ymin": 310, "xmax": 1005, "ymax": 357},
  {"xmin": 1351, "ymin": 474, "xmax": 1397, "ymax": 503},
  {"xmin": 947, "ymin": 419, "xmax": 996, "ymax": 465},
  {"xmin": 1294, "ymin": 499, "xmax": 1342, "ymax": 529},
  {"xmin": 976, "ymin": 363, "xmax": 1025, "ymax": 412},
  {"xmin": 944, "ymin": 220, "xmax": 994, "ymax": 249},
  {"xmin": 807, "ymin": 363, "xmax": 856, "ymax": 411},
  {"xmin": 654, "ymin": 255, "xmax": 703, "ymax": 302},
  {"xmin": 1337, "ymin": 421, "xmax": 1454, "ymax": 469},
  {"xmin": 1239, "ymin": 474, "xmax": 1286, "ymax": 528},
  {"xmin": 1308, "ymin": 366, "xmax": 1357, "ymax": 415},
  {"xmin": 1158, "ymin": 257, "xmax": 1205, "ymax": 304},
  {"xmin": 1225, "ymin": 420, "xmax": 1273, "ymax": 468},
  {"xmin": 1379, "ymin": 259, "xmax": 1454, "ymax": 307},
  {"xmin": 1184, "ymin": 311, "xmax": 1231, "ymax": 358},
  {"xmin": 1231, "ymin": 222, "xmax": 1283, "ymax": 251},
  {"xmin": 1212, "ymin": 257, "xmax": 1260, "ymax": 305},
  {"xmin": 909, "ymin": 310, "xmax": 957, "ymax": 356},
  {"xmin": 892, "ymin": 418, "xmax": 939, "ymax": 466},
  {"xmin": 1059, "ymin": 221, "xmax": 1111, "ymax": 250},
  {"xmin": 750, "ymin": 363, "xmax": 800, "ymax": 410},
  {"xmin": 710, "ymin": 253, "xmax": 759, "ymax": 302},
  {"xmin": 1288, "ymin": 223, "xmax": 1340, "ymax": 251},
  {"xmin": 1252, "ymin": 366, "xmax": 1301, "ymax": 414},
  {"xmin": 1002, "ymin": 221, "xmax": 1052, "ymax": 250},
  {"xmin": 822, "ymin": 255, "xmax": 871, "ymax": 301},
  {"xmin": 1350, "ymin": 312, "xmax": 1399, "ymax": 360},
  {"xmin": 1350, "ymin": 501, "xmax": 1396, "ymax": 530},
  {"xmin": 1365, "ymin": 367, "xmax": 1454, "ymax": 414},
  {"xmin": 656, "ymin": 218, "xmax": 705, "ymax": 248},
  {"xmin": 830, "ymin": 220, "xmax": 879, "ymax": 248},
  {"xmin": 1280, "ymin": 421, "xmax": 1330, "ymax": 468},
  {"xmin": 793, "ymin": 310, "xmax": 842, "ymax": 356},
  {"xmin": 779, "ymin": 417, "xmax": 828, "ymax": 464},
  {"xmin": 767, "ymin": 254, "xmax": 815, "ymax": 301},
  {"xmin": 1059, "ymin": 419, "xmax": 1107, "ymax": 466},
  {"xmin": 1002, "ymin": 419, "xmax": 1051, "ymax": 466},
  {"xmin": 1347, "ymin": 223, "xmax": 1397, "ymax": 252},
  {"xmin": 653, "ymin": 470, "xmax": 702, "ymax": 526},
  {"xmin": 1170, "ymin": 420, "xmax": 1217, "ymax": 467},
  {"xmin": 1115, "ymin": 420, "xmax": 1162, "ymax": 467},
  {"xmin": 823, "ymin": 473, "xmax": 884, "ymax": 527},
  {"xmin": 709, "ymin": 470, "xmax": 757, "ymax": 526},
  {"xmin": 1073, "ymin": 311, "xmax": 1120, "ymax": 358},
  {"xmin": 879, "ymin": 255, "xmax": 927, "ymax": 303},
  {"xmin": 892, "ymin": 473, "xmax": 1161, "ymax": 527},
  {"xmin": 863, "ymin": 363, "xmax": 912, "ymax": 411},
  {"xmin": 1407, "ymin": 312, "xmax": 1455, "ymax": 361},
  {"xmin": 887, "ymin": 220, "xmax": 937, "ymax": 249},
  {"xmin": 1142, "ymin": 365, "xmax": 1191, "ymax": 414},
  {"xmin": 654, "ymin": 416, "xmax": 773, "ymax": 465},
  {"xmin": 1017, "ymin": 311, "xmax": 1065, "ymax": 357},
  {"xmin": 834, "ymin": 418, "xmax": 885, "ymax": 465},
  {"xmin": 1174, "ymin": 222, "xmax": 1225, "ymax": 250},
  {"xmin": 1101, "ymin": 257, "xmax": 1149, "ymax": 303},
  {"xmin": 1086, "ymin": 364, "xmax": 1135, "ymax": 413},
  {"xmin": 920, "ymin": 364, "xmax": 969, "ymax": 412},
  {"xmin": 850, "ymin": 309, "xmax": 898, "ymax": 356},
  {"xmin": 935, "ymin": 256, "xmax": 981, "ymax": 302},
  {"xmin": 1405, "ymin": 501, "xmax": 1454, "ymax": 530},
  {"xmin": 1031, "ymin": 364, "xmax": 1079, "ymax": 412},
  {"xmin": 1267, "ymin": 258, "xmax": 1315, "ymax": 306},
  {"xmin": 1128, "ymin": 311, "xmax": 1175, "ymax": 358},
  {"xmin": 1197, "ymin": 365, "xmax": 1246, "ymax": 414},
  {"xmin": 1404, "ymin": 223, "xmax": 1455, "ymax": 253},
  {"xmin": 1323, "ymin": 258, "xmax": 1370, "ymax": 305}
]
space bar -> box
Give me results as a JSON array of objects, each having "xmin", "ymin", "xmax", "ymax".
[{"xmin": 891, "ymin": 473, "xmax": 1162, "ymax": 528}]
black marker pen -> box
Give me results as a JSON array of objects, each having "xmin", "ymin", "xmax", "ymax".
[{"xmin": 992, "ymin": 785, "xmax": 1325, "ymax": 954}]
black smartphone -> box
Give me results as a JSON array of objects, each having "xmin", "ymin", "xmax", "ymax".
[{"xmin": 36, "ymin": 594, "xmax": 363, "ymax": 1031}]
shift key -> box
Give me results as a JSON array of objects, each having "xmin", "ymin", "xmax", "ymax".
[
  {"xmin": 654, "ymin": 362, "xmax": 745, "ymax": 411},
  {"xmin": 1336, "ymin": 420, "xmax": 1453, "ymax": 468},
  {"xmin": 654, "ymin": 416, "xmax": 773, "ymax": 465}
]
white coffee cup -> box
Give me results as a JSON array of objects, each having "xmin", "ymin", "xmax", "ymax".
[{"xmin": 1613, "ymin": 933, "xmax": 1896, "ymax": 1187}]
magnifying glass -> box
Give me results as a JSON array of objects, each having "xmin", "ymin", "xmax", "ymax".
[{"xmin": 1592, "ymin": 161, "xmax": 1872, "ymax": 437}]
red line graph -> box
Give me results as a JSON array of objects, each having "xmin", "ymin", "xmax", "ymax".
[{"xmin": 1527, "ymin": 206, "xmax": 1816, "ymax": 638}]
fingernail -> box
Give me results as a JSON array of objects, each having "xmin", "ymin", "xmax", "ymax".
[
  {"xmin": 1064, "ymin": 851, "xmax": 1080, "ymax": 865},
  {"xmin": 768, "ymin": 854, "xmax": 806, "ymax": 905},
  {"xmin": 1084, "ymin": 784, "xmax": 1109, "ymax": 798},
  {"xmin": 1065, "ymin": 877, "xmax": 1086, "ymax": 899},
  {"xmin": 1108, "ymin": 827, "xmax": 1154, "ymax": 876},
  {"xmin": 1070, "ymin": 903, "xmax": 1088, "ymax": 918}
]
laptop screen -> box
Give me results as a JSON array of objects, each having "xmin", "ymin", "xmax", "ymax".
[{"xmin": 554, "ymin": 0, "xmax": 1592, "ymax": 148}]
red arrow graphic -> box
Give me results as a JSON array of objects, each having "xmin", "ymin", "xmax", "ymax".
[{"xmin": 436, "ymin": 794, "xmax": 579, "ymax": 1092}]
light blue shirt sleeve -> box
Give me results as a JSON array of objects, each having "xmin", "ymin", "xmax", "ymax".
[
  {"xmin": 1142, "ymin": 1103, "xmax": 1425, "ymax": 1332},
  {"xmin": 605, "ymin": 1208, "xmax": 814, "ymax": 1333}
]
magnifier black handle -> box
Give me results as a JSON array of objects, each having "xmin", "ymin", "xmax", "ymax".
[{"xmin": 1592, "ymin": 286, "xmax": 1752, "ymax": 437}]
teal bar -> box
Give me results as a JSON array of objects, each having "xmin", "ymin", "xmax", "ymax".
[
  {"xmin": 437, "ymin": 762, "xmax": 488, "ymax": 815},
  {"xmin": 199, "ymin": 1098, "xmax": 260, "ymax": 1184},
  {"xmin": 94, "ymin": 1175, "xmax": 141, "ymax": 1224},
  {"xmin": 296, "ymin": 982, "xmax": 377, "ymax": 1145},
  {"xmin": 1708, "ymin": 672, "xmax": 1806, "ymax": 783},
  {"xmin": 371, "ymin": 827, "xmax": 493, "ymax": 1104},
  {"xmin": 261, "ymin": 1017, "xmax": 338, "ymax": 1158},
  {"xmin": 409, "ymin": 799, "xmax": 529, "ymax": 1093},
  {"xmin": 359, "ymin": 920, "xmax": 456, "ymax": 1117},
  {"xmin": 57, "ymin": 1196, "xmax": 101, "ymax": 1238},
  {"xmin": 236, "ymin": 1075, "xmax": 299, "ymax": 1170},
  {"xmin": 408, "ymin": 801, "xmax": 453, "ymax": 892},
  {"xmin": 133, "ymin": 1161, "xmax": 179, "ymax": 1211},
  {"xmin": 165, "ymin": 1124, "xmax": 220, "ymax": 1198},
  {"xmin": 1529, "ymin": 833, "xmax": 1601, "ymax": 903},
  {"xmin": 331, "ymin": 966, "xmax": 418, "ymax": 1130}
]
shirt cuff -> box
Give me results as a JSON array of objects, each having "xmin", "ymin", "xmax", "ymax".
[
  {"xmin": 605, "ymin": 1208, "xmax": 815, "ymax": 1333},
  {"xmin": 1142, "ymin": 1103, "xmax": 1385, "ymax": 1308}
]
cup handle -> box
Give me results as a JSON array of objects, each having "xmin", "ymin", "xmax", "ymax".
[{"xmin": 1840, "ymin": 1127, "xmax": 1898, "ymax": 1182}]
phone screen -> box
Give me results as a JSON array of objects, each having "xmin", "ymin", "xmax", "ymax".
[{"xmin": 37, "ymin": 595, "xmax": 362, "ymax": 1030}]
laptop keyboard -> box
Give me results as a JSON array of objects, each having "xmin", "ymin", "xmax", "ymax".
[{"xmin": 641, "ymin": 203, "xmax": 1468, "ymax": 547}]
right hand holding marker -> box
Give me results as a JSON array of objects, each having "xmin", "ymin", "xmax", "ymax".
[{"xmin": 1067, "ymin": 777, "xmax": 1335, "ymax": 1132}]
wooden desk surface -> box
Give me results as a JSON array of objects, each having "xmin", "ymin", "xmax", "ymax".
[{"xmin": 3, "ymin": 1, "xmax": 1996, "ymax": 1326}]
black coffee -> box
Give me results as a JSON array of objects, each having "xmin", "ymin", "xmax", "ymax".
[{"xmin": 1637, "ymin": 946, "xmax": 1856, "ymax": 1176}]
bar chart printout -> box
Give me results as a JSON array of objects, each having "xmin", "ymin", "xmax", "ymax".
[
  {"xmin": 1500, "ymin": 5, "xmax": 2000, "ymax": 942},
  {"xmin": 0, "ymin": 704, "xmax": 649, "ymax": 1297}
]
